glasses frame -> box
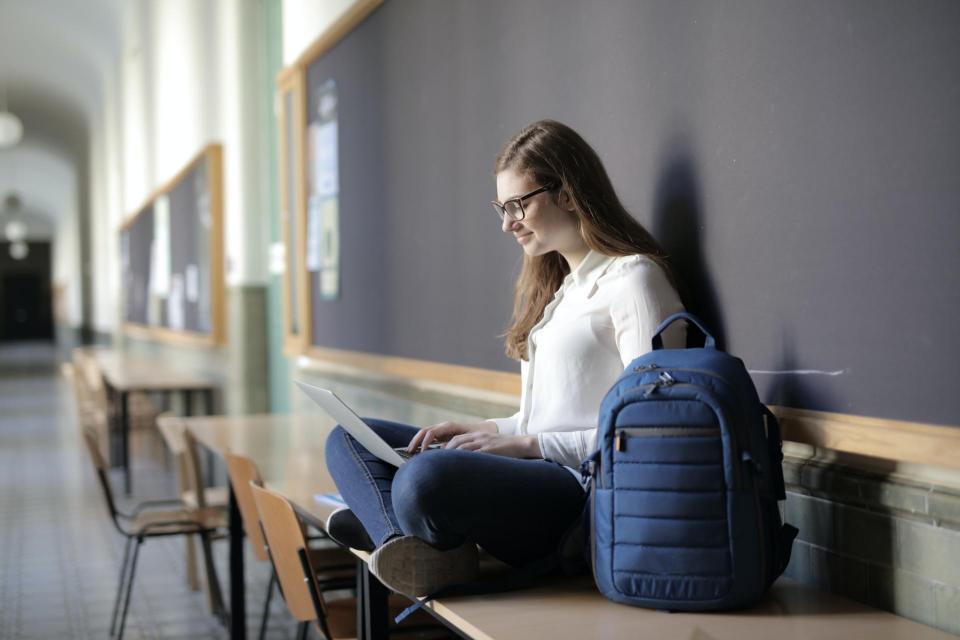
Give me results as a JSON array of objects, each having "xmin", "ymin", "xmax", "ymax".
[{"xmin": 491, "ymin": 184, "xmax": 555, "ymax": 222}]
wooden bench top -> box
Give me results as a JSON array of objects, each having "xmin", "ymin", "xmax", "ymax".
[{"xmin": 175, "ymin": 412, "xmax": 956, "ymax": 640}]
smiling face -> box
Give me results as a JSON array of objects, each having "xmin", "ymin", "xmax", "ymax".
[{"xmin": 495, "ymin": 169, "xmax": 586, "ymax": 260}]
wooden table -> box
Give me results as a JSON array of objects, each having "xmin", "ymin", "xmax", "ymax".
[
  {"xmin": 96, "ymin": 350, "xmax": 218, "ymax": 495},
  {"xmin": 180, "ymin": 413, "xmax": 957, "ymax": 640}
]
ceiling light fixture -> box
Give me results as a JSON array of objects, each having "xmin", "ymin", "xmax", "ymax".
[{"xmin": 0, "ymin": 84, "xmax": 23, "ymax": 149}]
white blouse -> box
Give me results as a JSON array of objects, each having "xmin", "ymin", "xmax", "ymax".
[{"xmin": 488, "ymin": 249, "xmax": 686, "ymax": 469}]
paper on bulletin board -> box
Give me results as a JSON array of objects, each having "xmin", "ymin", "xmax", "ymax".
[
  {"xmin": 307, "ymin": 78, "xmax": 340, "ymax": 299},
  {"xmin": 167, "ymin": 273, "xmax": 185, "ymax": 330},
  {"xmin": 150, "ymin": 195, "xmax": 171, "ymax": 297},
  {"xmin": 319, "ymin": 198, "xmax": 340, "ymax": 299},
  {"xmin": 185, "ymin": 264, "xmax": 199, "ymax": 303},
  {"xmin": 310, "ymin": 121, "xmax": 338, "ymax": 198},
  {"xmin": 306, "ymin": 195, "xmax": 323, "ymax": 273}
]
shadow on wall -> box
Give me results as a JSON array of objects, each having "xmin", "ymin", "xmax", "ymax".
[{"xmin": 650, "ymin": 133, "xmax": 726, "ymax": 350}]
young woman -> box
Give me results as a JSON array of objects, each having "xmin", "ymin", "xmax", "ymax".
[{"xmin": 324, "ymin": 119, "xmax": 686, "ymax": 597}]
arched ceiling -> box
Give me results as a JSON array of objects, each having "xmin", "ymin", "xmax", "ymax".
[{"xmin": 0, "ymin": 0, "xmax": 122, "ymax": 222}]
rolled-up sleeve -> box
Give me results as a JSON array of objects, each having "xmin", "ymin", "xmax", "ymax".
[
  {"xmin": 609, "ymin": 261, "xmax": 685, "ymax": 366},
  {"xmin": 488, "ymin": 410, "xmax": 520, "ymax": 435},
  {"xmin": 538, "ymin": 428, "xmax": 598, "ymax": 468}
]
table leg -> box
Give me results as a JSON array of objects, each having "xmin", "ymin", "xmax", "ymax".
[
  {"xmin": 105, "ymin": 383, "xmax": 121, "ymax": 467},
  {"xmin": 359, "ymin": 562, "xmax": 389, "ymax": 640},
  {"xmin": 120, "ymin": 391, "xmax": 131, "ymax": 496},
  {"xmin": 228, "ymin": 484, "xmax": 246, "ymax": 640},
  {"xmin": 203, "ymin": 389, "xmax": 216, "ymax": 486}
]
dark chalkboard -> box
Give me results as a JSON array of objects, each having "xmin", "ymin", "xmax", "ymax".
[
  {"xmin": 120, "ymin": 145, "xmax": 224, "ymax": 344},
  {"xmin": 121, "ymin": 204, "xmax": 153, "ymax": 327},
  {"xmin": 301, "ymin": 0, "xmax": 960, "ymax": 426}
]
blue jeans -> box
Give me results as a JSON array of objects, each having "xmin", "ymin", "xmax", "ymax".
[{"xmin": 324, "ymin": 418, "xmax": 586, "ymax": 567}]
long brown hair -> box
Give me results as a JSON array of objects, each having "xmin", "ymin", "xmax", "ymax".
[{"xmin": 495, "ymin": 120, "xmax": 677, "ymax": 361}]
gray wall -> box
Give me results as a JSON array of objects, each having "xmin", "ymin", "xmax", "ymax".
[{"xmin": 304, "ymin": 0, "xmax": 960, "ymax": 426}]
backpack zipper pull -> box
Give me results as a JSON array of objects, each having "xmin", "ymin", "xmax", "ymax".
[{"xmin": 615, "ymin": 430, "xmax": 625, "ymax": 451}]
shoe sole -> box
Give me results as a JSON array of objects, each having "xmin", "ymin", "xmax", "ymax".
[{"xmin": 369, "ymin": 536, "xmax": 478, "ymax": 597}]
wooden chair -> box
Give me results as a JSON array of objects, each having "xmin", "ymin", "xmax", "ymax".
[
  {"xmin": 80, "ymin": 426, "xmax": 228, "ymax": 639},
  {"xmin": 156, "ymin": 414, "xmax": 229, "ymax": 602},
  {"xmin": 226, "ymin": 453, "xmax": 355, "ymax": 639},
  {"xmin": 250, "ymin": 484, "xmax": 450, "ymax": 640}
]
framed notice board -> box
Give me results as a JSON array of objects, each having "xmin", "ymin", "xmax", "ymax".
[
  {"xmin": 275, "ymin": 0, "xmax": 960, "ymax": 443},
  {"xmin": 119, "ymin": 144, "xmax": 225, "ymax": 346}
]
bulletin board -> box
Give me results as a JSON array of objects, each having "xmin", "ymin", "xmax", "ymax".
[
  {"xmin": 119, "ymin": 144, "xmax": 225, "ymax": 346},
  {"xmin": 277, "ymin": 0, "xmax": 960, "ymax": 438}
]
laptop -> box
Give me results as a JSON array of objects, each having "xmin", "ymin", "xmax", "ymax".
[{"xmin": 294, "ymin": 380, "xmax": 440, "ymax": 467}]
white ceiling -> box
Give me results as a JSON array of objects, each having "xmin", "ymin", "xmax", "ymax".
[{"xmin": 0, "ymin": 0, "xmax": 122, "ymax": 223}]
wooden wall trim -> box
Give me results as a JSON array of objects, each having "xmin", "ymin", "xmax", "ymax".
[
  {"xmin": 298, "ymin": 347, "xmax": 960, "ymax": 469},
  {"xmin": 295, "ymin": 0, "xmax": 384, "ymax": 69},
  {"xmin": 771, "ymin": 405, "xmax": 960, "ymax": 471},
  {"xmin": 303, "ymin": 346, "xmax": 522, "ymax": 399}
]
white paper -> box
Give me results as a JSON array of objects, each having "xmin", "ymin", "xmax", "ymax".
[
  {"xmin": 309, "ymin": 120, "xmax": 339, "ymax": 197},
  {"xmin": 306, "ymin": 195, "xmax": 323, "ymax": 272},
  {"xmin": 320, "ymin": 269, "xmax": 339, "ymax": 300},
  {"xmin": 167, "ymin": 274, "xmax": 185, "ymax": 330},
  {"xmin": 269, "ymin": 242, "xmax": 286, "ymax": 275},
  {"xmin": 150, "ymin": 196, "xmax": 171, "ymax": 297},
  {"xmin": 185, "ymin": 264, "xmax": 199, "ymax": 303}
]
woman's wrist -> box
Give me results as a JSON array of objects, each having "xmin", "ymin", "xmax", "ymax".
[{"xmin": 524, "ymin": 434, "xmax": 542, "ymax": 458}]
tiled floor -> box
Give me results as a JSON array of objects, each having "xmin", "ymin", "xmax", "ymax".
[{"xmin": 0, "ymin": 343, "xmax": 302, "ymax": 639}]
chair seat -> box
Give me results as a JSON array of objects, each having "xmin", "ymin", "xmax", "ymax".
[
  {"xmin": 130, "ymin": 506, "xmax": 228, "ymax": 537},
  {"xmin": 181, "ymin": 486, "xmax": 229, "ymax": 509}
]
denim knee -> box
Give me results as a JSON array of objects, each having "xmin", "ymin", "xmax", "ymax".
[
  {"xmin": 391, "ymin": 453, "xmax": 465, "ymax": 548},
  {"xmin": 324, "ymin": 425, "xmax": 350, "ymax": 468}
]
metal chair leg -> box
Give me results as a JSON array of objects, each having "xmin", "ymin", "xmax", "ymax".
[
  {"xmin": 198, "ymin": 531, "xmax": 227, "ymax": 621},
  {"xmin": 110, "ymin": 537, "xmax": 134, "ymax": 637},
  {"xmin": 258, "ymin": 570, "xmax": 276, "ymax": 640},
  {"xmin": 116, "ymin": 538, "xmax": 142, "ymax": 640}
]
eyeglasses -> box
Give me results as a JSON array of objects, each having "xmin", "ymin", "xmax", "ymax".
[{"xmin": 490, "ymin": 184, "xmax": 555, "ymax": 222}]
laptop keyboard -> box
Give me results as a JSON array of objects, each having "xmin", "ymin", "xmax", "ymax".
[{"xmin": 393, "ymin": 443, "xmax": 443, "ymax": 459}]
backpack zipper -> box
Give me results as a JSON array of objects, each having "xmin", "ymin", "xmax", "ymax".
[
  {"xmin": 614, "ymin": 426, "xmax": 720, "ymax": 451},
  {"xmin": 615, "ymin": 383, "xmax": 741, "ymax": 489}
]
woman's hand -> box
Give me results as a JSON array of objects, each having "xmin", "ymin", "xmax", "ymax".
[
  {"xmin": 444, "ymin": 431, "xmax": 542, "ymax": 459},
  {"xmin": 406, "ymin": 421, "xmax": 498, "ymax": 453}
]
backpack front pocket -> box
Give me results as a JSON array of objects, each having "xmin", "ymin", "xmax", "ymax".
[{"xmin": 610, "ymin": 401, "xmax": 732, "ymax": 601}]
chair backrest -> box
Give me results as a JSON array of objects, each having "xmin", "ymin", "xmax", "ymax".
[
  {"xmin": 159, "ymin": 415, "xmax": 207, "ymax": 509},
  {"xmin": 224, "ymin": 453, "xmax": 269, "ymax": 562},
  {"xmin": 80, "ymin": 426, "xmax": 123, "ymax": 532},
  {"xmin": 181, "ymin": 428, "xmax": 207, "ymax": 509},
  {"xmin": 250, "ymin": 483, "xmax": 328, "ymax": 624}
]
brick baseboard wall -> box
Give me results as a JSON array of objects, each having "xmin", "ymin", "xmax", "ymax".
[{"xmin": 782, "ymin": 455, "xmax": 960, "ymax": 634}]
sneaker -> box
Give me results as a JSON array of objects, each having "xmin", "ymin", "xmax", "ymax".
[
  {"xmin": 369, "ymin": 535, "xmax": 479, "ymax": 597},
  {"xmin": 325, "ymin": 508, "xmax": 375, "ymax": 552}
]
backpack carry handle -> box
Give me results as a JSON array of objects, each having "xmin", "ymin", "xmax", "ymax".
[{"xmin": 652, "ymin": 312, "xmax": 717, "ymax": 350}]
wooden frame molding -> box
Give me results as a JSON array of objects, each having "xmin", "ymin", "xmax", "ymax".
[
  {"xmin": 292, "ymin": 0, "xmax": 384, "ymax": 71},
  {"xmin": 302, "ymin": 346, "xmax": 522, "ymax": 399},
  {"xmin": 772, "ymin": 405, "xmax": 960, "ymax": 470},
  {"xmin": 298, "ymin": 348, "xmax": 959, "ymax": 470},
  {"xmin": 119, "ymin": 143, "xmax": 226, "ymax": 347}
]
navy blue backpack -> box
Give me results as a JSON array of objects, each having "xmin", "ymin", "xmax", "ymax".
[{"xmin": 581, "ymin": 311, "xmax": 798, "ymax": 610}]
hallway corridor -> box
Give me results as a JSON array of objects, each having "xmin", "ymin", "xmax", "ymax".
[{"xmin": 0, "ymin": 344, "xmax": 291, "ymax": 639}]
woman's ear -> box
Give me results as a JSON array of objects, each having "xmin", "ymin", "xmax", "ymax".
[{"xmin": 557, "ymin": 188, "xmax": 576, "ymax": 212}]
